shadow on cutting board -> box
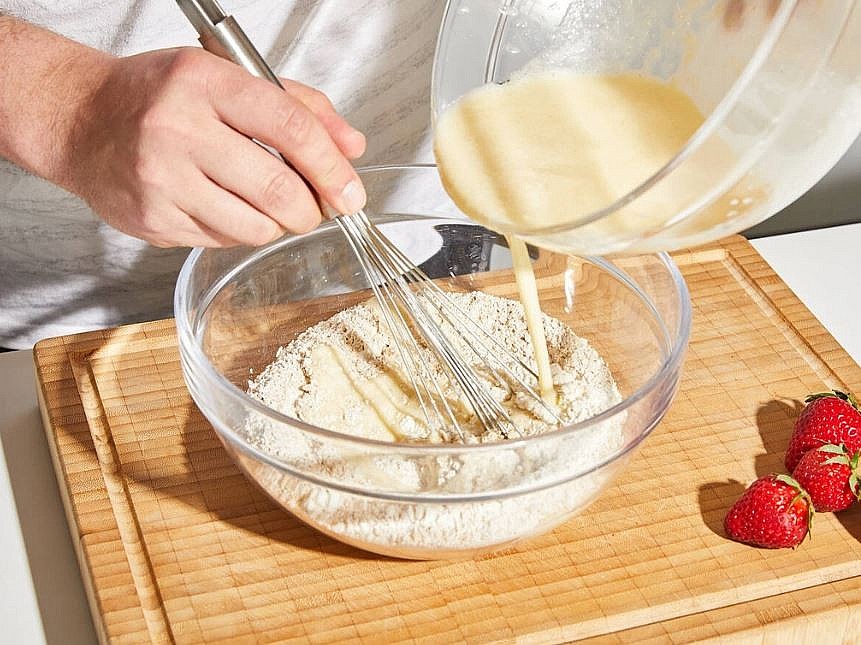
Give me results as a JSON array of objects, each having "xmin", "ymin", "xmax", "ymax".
[
  {"xmin": 697, "ymin": 480, "xmax": 746, "ymax": 539},
  {"xmin": 697, "ymin": 398, "xmax": 801, "ymax": 539},
  {"xmin": 753, "ymin": 398, "xmax": 803, "ymax": 478}
]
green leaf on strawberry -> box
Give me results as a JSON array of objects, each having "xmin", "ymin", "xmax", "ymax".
[{"xmin": 792, "ymin": 444, "xmax": 861, "ymax": 512}]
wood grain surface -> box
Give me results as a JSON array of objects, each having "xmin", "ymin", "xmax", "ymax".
[{"xmin": 34, "ymin": 236, "xmax": 861, "ymax": 644}]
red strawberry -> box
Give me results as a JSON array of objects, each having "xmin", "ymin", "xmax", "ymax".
[
  {"xmin": 784, "ymin": 390, "xmax": 861, "ymax": 471},
  {"xmin": 724, "ymin": 474, "xmax": 813, "ymax": 549},
  {"xmin": 791, "ymin": 444, "xmax": 861, "ymax": 512}
]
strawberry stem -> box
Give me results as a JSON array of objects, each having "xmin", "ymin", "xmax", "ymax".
[{"xmin": 821, "ymin": 443, "xmax": 851, "ymax": 467}]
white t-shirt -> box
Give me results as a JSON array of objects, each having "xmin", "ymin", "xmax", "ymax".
[{"xmin": 0, "ymin": 0, "xmax": 442, "ymax": 348}]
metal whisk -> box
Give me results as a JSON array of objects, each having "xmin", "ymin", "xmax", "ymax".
[
  {"xmin": 177, "ymin": 0, "xmax": 561, "ymax": 439},
  {"xmin": 337, "ymin": 212, "xmax": 562, "ymax": 440}
]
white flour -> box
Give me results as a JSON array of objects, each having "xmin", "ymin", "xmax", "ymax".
[{"xmin": 243, "ymin": 291, "xmax": 625, "ymax": 554}]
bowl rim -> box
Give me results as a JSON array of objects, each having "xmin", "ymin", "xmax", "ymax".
[{"xmin": 174, "ymin": 164, "xmax": 692, "ymax": 460}]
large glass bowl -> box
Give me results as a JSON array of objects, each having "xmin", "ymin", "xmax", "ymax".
[
  {"xmin": 432, "ymin": 0, "xmax": 861, "ymax": 255},
  {"xmin": 175, "ymin": 164, "xmax": 691, "ymax": 559}
]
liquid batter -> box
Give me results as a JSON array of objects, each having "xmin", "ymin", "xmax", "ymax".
[
  {"xmin": 506, "ymin": 236, "xmax": 555, "ymax": 402},
  {"xmin": 433, "ymin": 72, "xmax": 708, "ymax": 235}
]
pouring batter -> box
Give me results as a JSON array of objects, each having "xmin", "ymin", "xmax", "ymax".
[{"xmin": 434, "ymin": 72, "xmax": 712, "ymax": 401}]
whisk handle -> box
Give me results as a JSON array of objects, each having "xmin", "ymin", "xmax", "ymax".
[{"xmin": 176, "ymin": 0, "xmax": 284, "ymax": 88}]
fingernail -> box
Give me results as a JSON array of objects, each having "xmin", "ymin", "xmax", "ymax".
[
  {"xmin": 351, "ymin": 129, "xmax": 366, "ymax": 146},
  {"xmin": 340, "ymin": 180, "xmax": 366, "ymax": 214},
  {"xmin": 348, "ymin": 130, "xmax": 367, "ymax": 158}
]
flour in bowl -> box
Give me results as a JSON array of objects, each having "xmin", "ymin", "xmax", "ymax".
[
  {"xmin": 242, "ymin": 291, "xmax": 626, "ymax": 555},
  {"xmin": 247, "ymin": 291, "xmax": 619, "ymax": 441}
]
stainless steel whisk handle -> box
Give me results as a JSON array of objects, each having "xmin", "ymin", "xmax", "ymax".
[{"xmin": 176, "ymin": 0, "xmax": 283, "ymax": 88}]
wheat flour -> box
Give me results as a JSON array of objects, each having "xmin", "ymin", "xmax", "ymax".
[{"xmin": 242, "ymin": 291, "xmax": 625, "ymax": 553}]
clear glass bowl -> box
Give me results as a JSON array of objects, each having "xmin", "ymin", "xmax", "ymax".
[
  {"xmin": 175, "ymin": 164, "xmax": 691, "ymax": 559},
  {"xmin": 432, "ymin": 0, "xmax": 861, "ymax": 255}
]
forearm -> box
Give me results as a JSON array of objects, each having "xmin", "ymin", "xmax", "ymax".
[
  {"xmin": 0, "ymin": 15, "xmax": 365, "ymax": 247},
  {"xmin": 0, "ymin": 15, "xmax": 112, "ymax": 186}
]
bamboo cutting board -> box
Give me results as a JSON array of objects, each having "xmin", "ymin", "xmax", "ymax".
[{"xmin": 34, "ymin": 236, "xmax": 861, "ymax": 644}]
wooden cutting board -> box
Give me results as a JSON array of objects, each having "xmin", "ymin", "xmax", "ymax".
[{"xmin": 34, "ymin": 236, "xmax": 861, "ymax": 644}]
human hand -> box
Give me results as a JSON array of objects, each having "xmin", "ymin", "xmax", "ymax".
[{"xmin": 60, "ymin": 47, "xmax": 366, "ymax": 247}]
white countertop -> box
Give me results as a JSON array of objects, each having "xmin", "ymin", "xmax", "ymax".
[
  {"xmin": 2, "ymin": 224, "xmax": 860, "ymax": 644},
  {"xmin": 749, "ymin": 224, "xmax": 861, "ymax": 365}
]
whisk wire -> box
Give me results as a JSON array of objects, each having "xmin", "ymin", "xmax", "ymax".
[
  {"xmin": 357, "ymin": 211, "xmax": 562, "ymax": 425},
  {"xmin": 350, "ymin": 215, "xmax": 508, "ymax": 437},
  {"xmin": 336, "ymin": 215, "xmax": 467, "ymax": 440},
  {"xmin": 335, "ymin": 218, "xmax": 438, "ymax": 431},
  {"xmin": 343, "ymin": 211, "xmax": 556, "ymax": 439},
  {"xmin": 342, "ymin": 214, "xmax": 504, "ymax": 438}
]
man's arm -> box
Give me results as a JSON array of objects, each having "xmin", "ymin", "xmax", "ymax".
[
  {"xmin": 0, "ymin": 15, "xmax": 367, "ymax": 247},
  {"xmin": 0, "ymin": 16, "xmax": 111, "ymax": 186}
]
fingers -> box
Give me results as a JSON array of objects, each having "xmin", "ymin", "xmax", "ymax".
[
  {"xmin": 125, "ymin": 171, "xmax": 296, "ymax": 249},
  {"xmin": 148, "ymin": 215, "xmax": 238, "ymax": 248},
  {"xmin": 280, "ymin": 79, "xmax": 366, "ymax": 159},
  {"xmin": 210, "ymin": 69, "xmax": 367, "ymax": 216},
  {"xmin": 172, "ymin": 166, "xmax": 292, "ymax": 247},
  {"xmin": 194, "ymin": 122, "xmax": 323, "ymax": 235},
  {"xmin": 112, "ymin": 193, "xmax": 249, "ymax": 248}
]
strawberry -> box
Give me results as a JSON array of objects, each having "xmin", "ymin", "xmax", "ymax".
[
  {"xmin": 791, "ymin": 444, "xmax": 861, "ymax": 512},
  {"xmin": 784, "ymin": 390, "xmax": 861, "ymax": 472},
  {"xmin": 724, "ymin": 474, "xmax": 813, "ymax": 549}
]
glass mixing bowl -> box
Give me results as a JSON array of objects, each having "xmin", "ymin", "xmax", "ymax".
[
  {"xmin": 175, "ymin": 164, "xmax": 691, "ymax": 559},
  {"xmin": 432, "ymin": 0, "xmax": 861, "ymax": 255}
]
